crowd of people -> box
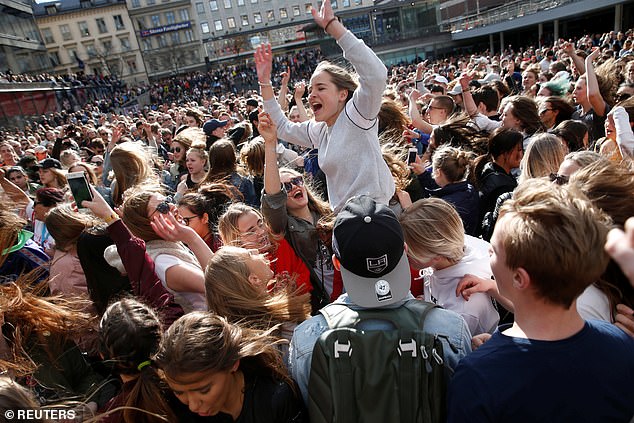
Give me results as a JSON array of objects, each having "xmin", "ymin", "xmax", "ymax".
[{"xmin": 1, "ymin": 2, "xmax": 634, "ymax": 421}]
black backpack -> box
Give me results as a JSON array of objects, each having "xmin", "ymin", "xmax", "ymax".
[{"xmin": 308, "ymin": 300, "xmax": 447, "ymax": 423}]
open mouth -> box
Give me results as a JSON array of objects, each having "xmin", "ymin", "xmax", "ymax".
[
  {"xmin": 311, "ymin": 102, "xmax": 322, "ymax": 113},
  {"xmin": 291, "ymin": 190, "xmax": 304, "ymax": 200}
]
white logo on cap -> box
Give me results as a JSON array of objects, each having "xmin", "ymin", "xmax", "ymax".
[
  {"xmin": 375, "ymin": 280, "xmax": 393, "ymax": 302},
  {"xmin": 367, "ymin": 254, "xmax": 388, "ymax": 274}
]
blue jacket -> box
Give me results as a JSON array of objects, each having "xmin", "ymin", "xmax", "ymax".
[
  {"xmin": 425, "ymin": 181, "xmax": 480, "ymax": 236},
  {"xmin": 288, "ymin": 294, "xmax": 472, "ymax": 404}
]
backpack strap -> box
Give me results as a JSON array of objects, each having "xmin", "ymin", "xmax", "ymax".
[
  {"xmin": 332, "ymin": 329, "xmax": 356, "ymax": 422},
  {"xmin": 398, "ymin": 329, "xmax": 417, "ymax": 423},
  {"xmin": 319, "ymin": 303, "xmax": 360, "ymax": 329}
]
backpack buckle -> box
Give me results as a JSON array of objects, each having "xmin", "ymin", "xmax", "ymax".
[
  {"xmin": 334, "ymin": 340, "xmax": 352, "ymax": 358},
  {"xmin": 398, "ymin": 339, "xmax": 417, "ymax": 357}
]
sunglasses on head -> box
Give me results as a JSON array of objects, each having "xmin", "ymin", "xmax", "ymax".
[
  {"xmin": 283, "ymin": 176, "xmax": 304, "ymax": 192},
  {"xmin": 549, "ymin": 173, "xmax": 569, "ymax": 185},
  {"xmin": 151, "ymin": 197, "xmax": 174, "ymax": 217}
]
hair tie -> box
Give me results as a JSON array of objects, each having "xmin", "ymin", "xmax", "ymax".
[{"xmin": 137, "ymin": 360, "xmax": 152, "ymax": 371}]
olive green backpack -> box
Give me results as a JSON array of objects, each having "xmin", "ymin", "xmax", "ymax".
[{"xmin": 307, "ymin": 300, "xmax": 447, "ymax": 423}]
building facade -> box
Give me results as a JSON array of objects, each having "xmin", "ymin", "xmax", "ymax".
[
  {"xmin": 126, "ymin": 0, "xmax": 202, "ymax": 79},
  {"xmin": 33, "ymin": 0, "xmax": 147, "ymax": 83},
  {"xmin": 1, "ymin": 0, "xmax": 48, "ymax": 74}
]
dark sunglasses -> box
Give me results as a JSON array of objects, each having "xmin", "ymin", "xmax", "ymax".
[
  {"xmin": 171, "ymin": 147, "xmax": 181, "ymax": 153},
  {"xmin": 283, "ymin": 176, "xmax": 304, "ymax": 192},
  {"xmin": 549, "ymin": 173, "xmax": 569, "ymax": 185},
  {"xmin": 150, "ymin": 197, "xmax": 174, "ymax": 217},
  {"xmin": 91, "ymin": 160, "xmax": 103, "ymax": 166}
]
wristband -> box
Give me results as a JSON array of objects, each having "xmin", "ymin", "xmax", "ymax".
[
  {"xmin": 103, "ymin": 212, "xmax": 119, "ymax": 225},
  {"xmin": 258, "ymin": 81, "xmax": 272, "ymax": 87},
  {"xmin": 324, "ymin": 17, "xmax": 338, "ymax": 32}
]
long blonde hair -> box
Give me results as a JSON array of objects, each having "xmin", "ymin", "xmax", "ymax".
[
  {"xmin": 205, "ymin": 246, "xmax": 310, "ymax": 329},
  {"xmin": 110, "ymin": 143, "xmax": 160, "ymax": 206}
]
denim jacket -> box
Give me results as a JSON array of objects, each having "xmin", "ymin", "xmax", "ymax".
[{"xmin": 288, "ymin": 293, "xmax": 473, "ymax": 403}]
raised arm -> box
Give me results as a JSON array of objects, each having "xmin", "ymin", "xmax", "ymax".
[
  {"xmin": 259, "ymin": 111, "xmax": 289, "ymax": 235},
  {"xmin": 585, "ymin": 47, "xmax": 607, "ymax": 117},
  {"xmin": 408, "ymin": 89, "xmax": 433, "ymax": 134},
  {"xmin": 561, "ymin": 41, "xmax": 586, "ymax": 75},
  {"xmin": 278, "ymin": 67, "xmax": 291, "ymax": 112},
  {"xmin": 293, "ymin": 81, "xmax": 309, "ymax": 122}
]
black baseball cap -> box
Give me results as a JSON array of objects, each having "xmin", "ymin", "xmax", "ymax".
[
  {"xmin": 332, "ymin": 195, "xmax": 410, "ymax": 308},
  {"xmin": 36, "ymin": 158, "xmax": 62, "ymax": 170}
]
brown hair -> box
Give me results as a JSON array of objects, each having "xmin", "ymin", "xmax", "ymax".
[
  {"xmin": 203, "ymin": 139, "xmax": 238, "ymax": 184},
  {"xmin": 68, "ymin": 162, "xmax": 99, "ymax": 185},
  {"xmin": 432, "ymin": 145, "xmax": 476, "ymax": 183},
  {"xmin": 99, "ymin": 298, "xmax": 176, "ymax": 423},
  {"xmin": 109, "ymin": 143, "xmax": 159, "ymax": 206},
  {"xmin": 155, "ymin": 312, "xmax": 291, "ymax": 387},
  {"xmin": 121, "ymin": 188, "xmax": 164, "ymax": 241},
  {"xmin": 0, "ymin": 377, "xmax": 48, "ymax": 423},
  {"xmin": 498, "ymin": 179, "xmax": 610, "ymax": 308},
  {"xmin": 45, "ymin": 204, "xmax": 98, "ymax": 252},
  {"xmin": 312, "ymin": 61, "xmax": 358, "ymax": 102},
  {"xmin": 240, "ymin": 137, "xmax": 265, "ymax": 177}
]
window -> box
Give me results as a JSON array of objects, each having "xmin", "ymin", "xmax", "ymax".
[
  {"xmin": 158, "ymin": 34, "xmax": 167, "ymax": 48},
  {"xmin": 142, "ymin": 38, "xmax": 152, "ymax": 51},
  {"xmin": 196, "ymin": 2, "xmax": 204, "ymax": 13},
  {"xmin": 85, "ymin": 43, "xmax": 97, "ymax": 57},
  {"xmin": 241, "ymin": 15, "xmax": 249, "ymax": 26},
  {"xmin": 332, "ymin": 0, "xmax": 337, "ymax": 8},
  {"xmin": 305, "ymin": 3, "xmax": 312, "ymax": 14},
  {"xmin": 253, "ymin": 12, "xmax": 262, "ymax": 23},
  {"xmin": 171, "ymin": 32, "xmax": 180, "ymax": 44},
  {"xmin": 250, "ymin": 0, "xmax": 257, "ymax": 3},
  {"xmin": 214, "ymin": 20, "xmax": 223, "ymax": 31},
  {"xmin": 179, "ymin": 9, "xmax": 189, "ymax": 20},
  {"xmin": 209, "ymin": 0, "xmax": 218, "ymax": 10},
  {"xmin": 266, "ymin": 9, "xmax": 274, "ymax": 21},
  {"xmin": 293, "ymin": 5, "xmax": 300, "ymax": 16},
  {"xmin": 127, "ymin": 59, "xmax": 137, "ymax": 73},
  {"xmin": 279, "ymin": 8, "xmax": 287, "ymax": 18},
  {"xmin": 41, "ymin": 28, "xmax": 54, "ymax": 44},
  {"xmin": 96, "ymin": 18, "xmax": 107, "ymax": 34},
  {"xmin": 102, "ymin": 40, "xmax": 112, "ymax": 52},
  {"xmin": 114, "ymin": 15, "xmax": 125, "ymax": 30},
  {"xmin": 59, "ymin": 24, "xmax": 72, "ymax": 41},
  {"xmin": 354, "ymin": 0, "xmax": 361, "ymax": 4},
  {"xmin": 80, "ymin": 0, "xmax": 91, "ymax": 9},
  {"xmin": 131, "ymin": 0, "xmax": 140, "ymax": 7},
  {"xmin": 146, "ymin": 0, "xmax": 155, "ymax": 5},
  {"xmin": 185, "ymin": 30, "xmax": 194, "ymax": 42},
  {"xmin": 78, "ymin": 21, "xmax": 90, "ymax": 37},
  {"xmin": 49, "ymin": 51, "xmax": 60, "ymax": 66},
  {"xmin": 45, "ymin": 5, "xmax": 57, "ymax": 14},
  {"xmin": 201, "ymin": 22, "xmax": 210, "ymax": 33},
  {"xmin": 227, "ymin": 17, "xmax": 236, "ymax": 28},
  {"xmin": 237, "ymin": 0, "xmax": 244, "ymax": 5},
  {"xmin": 67, "ymin": 48, "xmax": 77, "ymax": 62},
  {"xmin": 151, "ymin": 15, "xmax": 161, "ymax": 27},
  {"xmin": 223, "ymin": 0, "xmax": 231, "ymax": 8},
  {"xmin": 342, "ymin": 0, "xmax": 350, "ymax": 6},
  {"xmin": 120, "ymin": 37, "xmax": 131, "ymax": 51},
  {"xmin": 165, "ymin": 12, "xmax": 175, "ymax": 25}
]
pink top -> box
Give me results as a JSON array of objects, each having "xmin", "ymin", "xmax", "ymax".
[{"xmin": 49, "ymin": 250, "xmax": 88, "ymax": 296}]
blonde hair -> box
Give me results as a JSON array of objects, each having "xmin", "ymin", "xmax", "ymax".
[
  {"xmin": 519, "ymin": 133, "xmax": 565, "ymax": 183},
  {"xmin": 68, "ymin": 162, "xmax": 98, "ymax": 185},
  {"xmin": 217, "ymin": 203, "xmax": 270, "ymax": 248},
  {"xmin": 205, "ymin": 246, "xmax": 310, "ymax": 328},
  {"xmin": 399, "ymin": 198, "xmax": 465, "ymax": 264},
  {"xmin": 432, "ymin": 145, "xmax": 476, "ymax": 183},
  {"xmin": 498, "ymin": 179, "xmax": 611, "ymax": 307}
]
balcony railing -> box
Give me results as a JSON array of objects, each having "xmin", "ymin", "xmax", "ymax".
[{"xmin": 440, "ymin": 0, "xmax": 576, "ymax": 33}]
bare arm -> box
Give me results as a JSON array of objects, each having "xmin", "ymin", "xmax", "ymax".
[
  {"xmin": 278, "ymin": 67, "xmax": 291, "ymax": 112},
  {"xmin": 293, "ymin": 81, "xmax": 309, "ymax": 122},
  {"xmin": 408, "ymin": 89, "xmax": 433, "ymax": 134},
  {"xmin": 260, "ymin": 111, "xmax": 282, "ymax": 196},
  {"xmin": 561, "ymin": 41, "xmax": 586, "ymax": 75},
  {"xmin": 459, "ymin": 72, "xmax": 478, "ymax": 117},
  {"xmin": 585, "ymin": 47, "xmax": 607, "ymax": 117}
]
